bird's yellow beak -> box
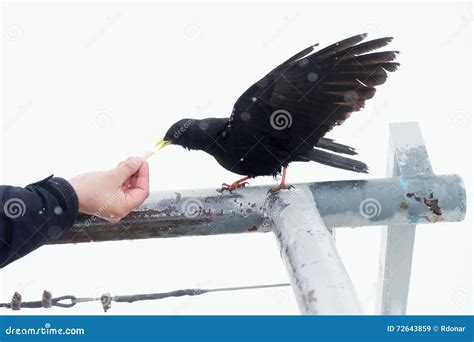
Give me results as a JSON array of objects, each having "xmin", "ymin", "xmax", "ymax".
[{"xmin": 155, "ymin": 139, "xmax": 172, "ymax": 150}]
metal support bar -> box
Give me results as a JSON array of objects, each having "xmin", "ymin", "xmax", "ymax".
[
  {"xmin": 266, "ymin": 187, "xmax": 362, "ymax": 315},
  {"xmin": 52, "ymin": 174, "xmax": 466, "ymax": 245},
  {"xmin": 376, "ymin": 122, "xmax": 438, "ymax": 315}
]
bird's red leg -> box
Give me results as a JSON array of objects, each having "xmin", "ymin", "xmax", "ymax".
[
  {"xmin": 269, "ymin": 167, "xmax": 294, "ymax": 193},
  {"xmin": 219, "ymin": 176, "xmax": 252, "ymax": 192}
]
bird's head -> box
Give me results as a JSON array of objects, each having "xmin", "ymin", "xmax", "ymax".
[
  {"xmin": 156, "ymin": 118, "xmax": 199, "ymax": 150},
  {"xmin": 157, "ymin": 118, "xmax": 225, "ymax": 151},
  {"xmin": 155, "ymin": 118, "xmax": 228, "ymax": 150}
]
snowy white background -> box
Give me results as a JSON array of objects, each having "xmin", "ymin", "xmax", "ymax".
[{"xmin": 0, "ymin": 1, "xmax": 472, "ymax": 315}]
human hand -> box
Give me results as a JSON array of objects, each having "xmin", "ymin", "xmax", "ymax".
[{"xmin": 68, "ymin": 157, "xmax": 150, "ymax": 223}]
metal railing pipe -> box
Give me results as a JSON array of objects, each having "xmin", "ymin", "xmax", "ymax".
[{"xmin": 51, "ymin": 174, "xmax": 465, "ymax": 244}]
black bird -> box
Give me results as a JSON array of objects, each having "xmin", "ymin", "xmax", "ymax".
[{"xmin": 156, "ymin": 34, "xmax": 399, "ymax": 192}]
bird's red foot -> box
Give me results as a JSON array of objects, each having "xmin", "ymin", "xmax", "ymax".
[
  {"xmin": 267, "ymin": 166, "xmax": 293, "ymax": 194},
  {"xmin": 219, "ymin": 181, "xmax": 249, "ymax": 193},
  {"xmin": 217, "ymin": 176, "xmax": 252, "ymax": 193},
  {"xmin": 268, "ymin": 183, "xmax": 295, "ymax": 194}
]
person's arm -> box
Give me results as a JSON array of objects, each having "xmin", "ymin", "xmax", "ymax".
[
  {"xmin": 0, "ymin": 157, "xmax": 149, "ymax": 268},
  {"xmin": 0, "ymin": 176, "xmax": 78, "ymax": 268}
]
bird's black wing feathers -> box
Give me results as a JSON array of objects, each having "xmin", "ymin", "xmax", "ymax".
[{"xmin": 225, "ymin": 34, "xmax": 398, "ymax": 155}]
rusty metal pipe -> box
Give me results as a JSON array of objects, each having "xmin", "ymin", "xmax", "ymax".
[{"xmin": 51, "ymin": 174, "xmax": 466, "ymax": 245}]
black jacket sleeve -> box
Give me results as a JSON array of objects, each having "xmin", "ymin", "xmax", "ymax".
[{"xmin": 0, "ymin": 175, "xmax": 79, "ymax": 268}]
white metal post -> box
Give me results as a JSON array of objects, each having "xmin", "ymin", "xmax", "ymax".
[
  {"xmin": 266, "ymin": 187, "xmax": 362, "ymax": 315},
  {"xmin": 376, "ymin": 122, "xmax": 434, "ymax": 315}
]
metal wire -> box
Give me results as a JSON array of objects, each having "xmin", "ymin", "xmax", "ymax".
[{"xmin": 0, "ymin": 283, "xmax": 290, "ymax": 312}]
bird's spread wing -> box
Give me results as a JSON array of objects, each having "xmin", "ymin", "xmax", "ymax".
[{"xmin": 223, "ymin": 34, "xmax": 398, "ymax": 154}]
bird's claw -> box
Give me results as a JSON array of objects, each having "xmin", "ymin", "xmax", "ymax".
[
  {"xmin": 267, "ymin": 184, "xmax": 295, "ymax": 195},
  {"xmin": 217, "ymin": 186, "xmax": 230, "ymax": 194},
  {"xmin": 217, "ymin": 182, "xmax": 249, "ymax": 194}
]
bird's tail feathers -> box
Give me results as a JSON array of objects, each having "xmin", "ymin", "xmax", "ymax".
[
  {"xmin": 306, "ymin": 148, "xmax": 369, "ymax": 173},
  {"xmin": 316, "ymin": 138, "xmax": 358, "ymax": 155}
]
